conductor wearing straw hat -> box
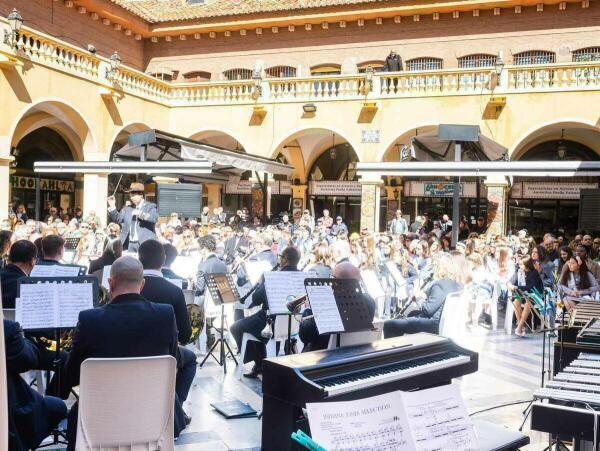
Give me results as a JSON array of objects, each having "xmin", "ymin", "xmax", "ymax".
[{"xmin": 108, "ymin": 182, "xmax": 158, "ymax": 252}]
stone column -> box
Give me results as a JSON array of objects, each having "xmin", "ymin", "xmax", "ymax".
[
  {"xmin": 0, "ymin": 156, "xmax": 13, "ymax": 221},
  {"xmin": 360, "ymin": 175, "xmax": 383, "ymax": 233},
  {"xmin": 291, "ymin": 184, "xmax": 308, "ymax": 221},
  {"xmin": 74, "ymin": 175, "xmax": 84, "ymax": 209},
  {"xmin": 485, "ymin": 175, "xmax": 509, "ymax": 236},
  {"xmin": 83, "ymin": 173, "xmax": 108, "ymax": 227},
  {"xmin": 384, "ymin": 184, "xmax": 402, "ymax": 225},
  {"xmin": 205, "ymin": 183, "xmax": 222, "ymax": 210}
]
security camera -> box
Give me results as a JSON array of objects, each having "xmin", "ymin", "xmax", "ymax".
[{"xmin": 87, "ymin": 44, "xmax": 97, "ymax": 54}]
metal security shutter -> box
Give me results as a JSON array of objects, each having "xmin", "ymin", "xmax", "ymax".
[
  {"xmin": 157, "ymin": 183, "xmax": 203, "ymax": 218},
  {"xmin": 579, "ymin": 189, "xmax": 600, "ymax": 231}
]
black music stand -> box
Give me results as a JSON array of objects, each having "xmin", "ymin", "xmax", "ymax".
[
  {"xmin": 63, "ymin": 237, "xmax": 81, "ymax": 264},
  {"xmin": 18, "ymin": 276, "xmax": 99, "ymax": 447},
  {"xmin": 199, "ymin": 273, "xmax": 239, "ymax": 374},
  {"xmin": 305, "ymin": 278, "xmax": 375, "ymax": 347}
]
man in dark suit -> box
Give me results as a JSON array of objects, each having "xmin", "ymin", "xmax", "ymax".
[
  {"xmin": 230, "ymin": 246, "xmax": 301, "ymax": 378},
  {"xmin": 64, "ymin": 256, "xmax": 183, "ymax": 448},
  {"xmin": 195, "ymin": 235, "xmax": 228, "ymax": 298},
  {"xmin": 1, "ymin": 240, "xmax": 36, "ymax": 308},
  {"xmin": 107, "ymin": 182, "xmax": 158, "ymax": 252},
  {"xmin": 37, "ymin": 235, "xmax": 66, "ymax": 266},
  {"xmin": 5, "ymin": 319, "xmax": 67, "ymax": 451},
  {"xmin": 139, "ymin": 239, "xmax": 196, "ymax": 420},
  {"xmin": 161, "ymin": 243, "xmax": 184, "ymax": 281},
  {"xmin": 224, "ymin": 226, "xmax": 249, "ymax": 265}
]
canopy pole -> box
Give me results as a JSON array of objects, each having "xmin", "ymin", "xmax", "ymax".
[
  {"xmin": 476, "ymin": 175, "xmax": 481, "ymax": 221},
  {"xmin": 451, "ymin": 142, "xmax": 461, "ymax": 248},
  {"xmin": 263, "ymin": 172, "xmax": 268, "ymax": 225},
  {"xmin": 35, "ymin": 176, "xmax": 41, "ymax": 222}
]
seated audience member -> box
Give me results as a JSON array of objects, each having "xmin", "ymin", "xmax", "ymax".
[
  {"xmin": 559, "ymin": 255, "xmax": 600, "ymax": 311},
  {"xmin": 5, "ymin": 319, "xmax": 67, "ymax": 450},
  {"xmin": 0, "ymin": 229, "xmax": 12, "ymax": 269},
  {"xmin": 230, "ymin": 246, "xmax": 301, "ymax": 378},
  {"xmin": 299, "ymin": 262, "xmax": 376, "ymax": 352},
  {"xmin": 1, "ymin": 240, "xmax": 37, "ymax": 308},
  {"xmin": 557, "ymin": 246, "xmax": 573, "ymax": 274},
  {"xmin": 88, "ymin": 235, "xmax": 123, "ymax": 275},
  {"xmin": 64, "ymin": 256, "xmax": 185, "ymax": 449},
  {"xmin": 139, "ymin": 239, "xmax": 196, "ymax": 421},
  {"xmin": 162, "ymin": 242, "xmax": 184, "ymax": 281},
  {"xmin": 383, "ymin": 253, "xmax": 462, "ymax": 338},
  {"xmin": 531, "ymin": 245, "xmax": 555, "ymax": 288},
  {"xmin": 507, "ymin": 255, "xmax": 544, "ymax": 337}
]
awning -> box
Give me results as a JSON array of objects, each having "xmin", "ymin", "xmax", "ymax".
[
  {"xmin": 114, "ymin": 130, "xmax": 293, "ymax": 177},
  {"xmin": 34, "ymin": 161, "xmax": 213, "ymax": 174},
  {"xmin": 357, "ymin": 161, "xmax": 600, "ymax": 177}
]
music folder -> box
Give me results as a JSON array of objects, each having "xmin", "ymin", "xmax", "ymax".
[
  {"xmin": 305, "ymin": 278, "xmax": 374, "ymax": 335},
  {"xmin": 204, "ymin": 273, "xmax": 240, "ymax": 305}
]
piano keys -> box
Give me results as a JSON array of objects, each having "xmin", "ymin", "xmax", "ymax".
[
  {"xmin": 261, "ymin": 333, "xmax": 478, "ymax": 450},
  {"xmin": 554, "ymin": 303, "xmax": 600, "ymax": 374},
  {"xmin": 532, "ymin": 351, "xmax": 600, "ymax": 445}
]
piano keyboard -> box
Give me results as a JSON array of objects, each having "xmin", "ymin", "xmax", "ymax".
[{"xmin": 317, "ymin": 351, "xmax": 471, "ymax": 396}]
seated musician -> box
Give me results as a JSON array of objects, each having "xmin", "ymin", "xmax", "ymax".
[
  {"xmin": 558, "ymin": 255, "xmax": 599, "ymax": 311},
  {"xmin": 37, "ymin": 235, "xmax": 67, "ymax": 266},
  {"xmin": 299, "ymin": 262, "xmax": 376, "ymax": 352},
  {"xmin": 161, "ymin": 243, "xmax": 184, "ymax": 282},
  {"xmin": 4, "ymin": 318, "xmax": 67, "ymax": 450},
  {"xmin": 195, "ymin": 235, "xmax": 228, "ymax": 298},
  {"xmin": 139, "ymin": 239, "xmax": 196, "ymax": 424},
  {"xmin": 64, "ymin": 256, "xmax": 185, "ymax": 449},
  {"xmin": 507, "ymin": 255, "xmax": 544, "ymax": 338},
  {"xmin": 230, "ymin": 246, "xmax": 301, "ymax": 379},
  {"xmin": 1, "ymin": 240, "xmax": 37, "ymax": 308},
  {"xmin": 88, "ymin": 235, "xmax": 122, "ymax": 275},
  {"xmin": 383, "ymin": 253, "xmax": 462, "ymax": 338}
]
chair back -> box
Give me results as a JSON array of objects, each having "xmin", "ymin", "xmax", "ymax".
[
  {"xmin": 2, "ymin": 309, "xmax": 15, "ymax": 322},
  {"xmin": 273, "ymin": 315, "xmax": 300, "ymax": 341},
  {"xmin": 76, "ymin": 356, "xmax": 176, "ymax": 451},
  {"xmin": 438, "ymin": 291, "xmax": 468, "ymax": 342}
]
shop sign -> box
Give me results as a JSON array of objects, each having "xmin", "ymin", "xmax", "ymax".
[
  {"xmin": 511, "ymin": 182, "xmax": 598, "ymax": 200},
  {"xmin": 225, "ymin": 180, "xmax": 252, "ymax": 194},
  {"xmin": 361, "ymin": 129, "xmax": 380, "ymax": 143},
  {"xmin": 273, "ymin": 180, "xmax": 291, "ymax": 196},
  {"xmin": 10, "ymin": 175, "xmax": 74, "ymax": 193},
  {"xmin": 404, "ymin": 181, "xmax": 482, "ymax": 198},
  {"xmin": 309, "ymin": 181, "xmax": 362, "ymax": 196}
]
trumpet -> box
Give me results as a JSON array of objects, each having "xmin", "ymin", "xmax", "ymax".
[{"xmin": 286, "ymin": 294, "xmax": 308, "ymax": 313}]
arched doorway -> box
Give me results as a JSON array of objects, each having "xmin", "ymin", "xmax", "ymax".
[{"xmin": 510, "ymin": 136, "xmax": 600, "ymax": 236}]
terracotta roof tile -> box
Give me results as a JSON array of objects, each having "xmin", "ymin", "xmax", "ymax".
[{"xmin": 111, "ymin": 0, "xmax": 389, "ymax": 23}]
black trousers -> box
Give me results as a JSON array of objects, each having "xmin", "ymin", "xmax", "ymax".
[
  {"xmin": 230, "ymin": 309, "xmax": 268, "ymax": 366},
  {"xmin": 383, "ymin": 317, "xmax": 439, "ymax": 338},
  {"xmin": 176, "ymin": 345, "xmax": 196, "ymax": 403}
]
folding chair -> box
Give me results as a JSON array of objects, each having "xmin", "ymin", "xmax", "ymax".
[{"xmin": 75, "ymin": 356, "xmax": 176, "ymax": 451}]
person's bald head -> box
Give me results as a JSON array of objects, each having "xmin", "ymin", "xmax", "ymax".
[
  {"xmin": 333, "ymin": 262, "xmax": 361, "ymax": 280},
  {"xmin": 109, "ymin": 256, "xmax": 145, "ymax": 297}
]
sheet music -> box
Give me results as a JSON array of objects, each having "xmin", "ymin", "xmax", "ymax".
[
  {"xmin": 166, "ymin": 278, "xmax": 184, "ymax": 289},
  {"xmin": 307, "ymin": 385, "xmax": 479, "ymax": 451},
  {"xmin": 58, "ymin": 283, "xmax": 93, "ymax": 328},
  {"xmin": 403, "ymin": 384, "xmax": 478, "ymax": 451},
  {"xmin": 307, "ymin": 391, "xmax": 412, "ymax": 450},
  {"xmin": 171, "ymin": 256, "xmax": 199, "ymax": 280},
  {"xmin": 361, "ymin": 269, "xmax": 386, "ymax": 299},
  {"xmin": 15, "ymin": 284, "xmax": 56, "ymax": 330},
  {"xmin": 244, "ymin": 260, "xmax": 273, "ymax": 286},
  {"xmin": 305, "ymin": 284, "xmax": 344, "ymax": 334},
  {"xmin": 31, "ymin": 264, "xmax": 81, "ymax": 278},
  {"xmin": 101, "ymin": 265, "xmax": 111, "ymax": 289},
  {"xmin": 264, "ymin": 271, "xmax": 316, "ymax": 314}
]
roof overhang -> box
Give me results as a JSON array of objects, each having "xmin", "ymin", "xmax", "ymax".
[
  {"xmin": 34, "ymin": 161, "xmax": 213, "ymax": 174},
  {"xmin": 357, "ymin": 161, "xmax": 600, "ymax": 177}
]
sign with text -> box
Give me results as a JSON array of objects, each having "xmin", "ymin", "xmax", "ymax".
[
  {"xmin": 225, "ymin": 180, "xmax": 252, "ymax": 194},
  {"xmin": 270, "ymin": 180, "xmax": 292, "ymax": 196},
  {"xmin": 510, "ymin": 182, "xmax": 598, "ymax": 199},
  {"xmin": 11, "ymin": 175, "xmax": 74, "ymax": 193},
  {"xmin": 404, "ymin": 181, "xmax": 482, "ymax": 198},
  {"xmin": 309, "ymin": 181, "xmax": 362, "ymax": 197},
  {"xmin": 361, "ymin": 129, "xmax": 380, "ymax": 143}
]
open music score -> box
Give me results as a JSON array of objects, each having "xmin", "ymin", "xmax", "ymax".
[
  {"xmin": 304, "ymin": 284, "xmax": 344, "ymax": 334},
  {"xmin": 16, "ymin": 279, "xmax": 95, "ymax": 329},
  {"xmin": 243, "ymin": 260, "xmax": 274, "ymax": 286},
  {"xmin": 205, "ymin": 273, "xmax": 240, "ymax": 305},
  {"xmin": 306, "ymin": 384, "xmax": 478, "ymax": 451},
  {"xmin": 264, "ymin": 271, "xmax": 316, "ymax": 315},
  {"xmin": 31, "ymin": 264, "xmax": 84, "ymax": 278}
]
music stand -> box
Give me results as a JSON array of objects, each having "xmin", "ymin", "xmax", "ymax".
[
  {"xmin": 63, "ymin": 237, "xmax": 81, "ymax": 264},
  {"xmin": 17, "ymin": 276, "xmax": 99, "ymax": 446},
  {"xmin": 305, "ymin": 278, "xmax": 375, "ymax": 347},
  {"xmin": 199, "ymin": 273, "xmax": 239, "ymax": 374}
]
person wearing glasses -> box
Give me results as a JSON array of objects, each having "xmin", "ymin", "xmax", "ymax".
[
  {"xmin": 331, "ymin": 216, "xmax": 348, "ymax": 237},
  {"xmin": 107, "ymin": 182, "xmax": 158, "ymax": 252}
]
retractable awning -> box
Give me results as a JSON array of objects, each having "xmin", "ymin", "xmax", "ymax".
[
  {"xmin": 113, "ymin": 129, "xmax": 293, "ymax": 177},
  {"xmin": 34, "ymin": 161, "xmax": 213, "ymax": 174},
  {"xmin": 357, "ymin": 161, "xmax": 600, "ymax": 178}
]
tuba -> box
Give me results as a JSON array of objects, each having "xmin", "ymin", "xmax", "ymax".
[{"xmin": 187, "ymin": 303, "xmax": 205, "ymax": 344}]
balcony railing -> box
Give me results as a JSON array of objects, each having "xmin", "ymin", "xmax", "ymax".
[{"xmin": 3, "ymin": 20, "xmax": 600, "ymax": 107}]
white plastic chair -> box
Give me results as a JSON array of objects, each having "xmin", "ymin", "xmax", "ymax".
[
  {"xmin": 75, "ymin": 356, "xmax": 176, "ymax": 451},
  {"xmin": 235, "ymin": 315, "xmax": 299, "ymax": 380},
  {"xmin": 438, "ymin": 291, "xmax": 468, "ymax": 343}
]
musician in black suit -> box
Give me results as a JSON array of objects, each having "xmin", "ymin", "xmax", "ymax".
[
  {"xmin": 195, "ymin": 235, "xmax": 228, "ymax": 298},
  {"xmin": 64, "ymin": 256, "xmax": 184, "ymax": 449},
  {"xmin": 139, "ymin": 239, "xmax": 196, "ymax": 420},
  {"xmin": 224, "ymin": 226, "xmax": 249, "ymax": 265},
  {"xmin": 107, "ymin": 182, "xmax": 158, "ymax": 252},
  {"xmin": 1, "ymin": 240, "xmax": 36, "ymax": 308},
  {"xmin": 299, "ymin": 262, "xmax": 376, "ymax": 352},
  {"xmin": 161, "ymin": 243, "xmax": 184, "ymax": 282},
  {"xmin": 5, "ymin": 319, "xmax": 67, "ymax": 451},
  {"xmin": 230, "ymin": 246, "xmax": 300, "ymax": 378}
]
